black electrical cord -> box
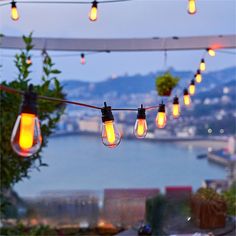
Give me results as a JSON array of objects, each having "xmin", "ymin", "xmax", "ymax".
[
  {"xmin": 0, "ymin": 0, "xmax": 133, "ymax": 6},
  {"xmin": 0, "ymin": 84, "xmax": 160, "ymax": 111}
]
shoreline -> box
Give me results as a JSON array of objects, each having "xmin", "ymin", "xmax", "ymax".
[{"xmin": 51, "ymin": 132, "xmax": 228, "ymax": 150}]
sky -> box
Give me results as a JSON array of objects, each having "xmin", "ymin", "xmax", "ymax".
[{"xmin": 0, "ymin": 0, "xmax": 236, "ymax": 82}]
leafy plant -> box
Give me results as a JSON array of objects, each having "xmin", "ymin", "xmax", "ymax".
[
  {"xmin": 0, "ymin": 33, "xmax": 65, "ymax": 213},
  {"xmin": 222, "ymin": 183, "xmax": 236, "ymax": 216},
  {"xmin": 145, "ymin": 194, "xmax": 167, "ymax": 235},
  {"xmin": 155, "ymin": 72, "xmax": 180, "ymax": 96},
  {"xmin": 0, "ymin": 224, "xmax": 57, "ymax": 236},
  {"xmin": 195, "ymin": 187, "xmax": 224, "ymax": 201}
]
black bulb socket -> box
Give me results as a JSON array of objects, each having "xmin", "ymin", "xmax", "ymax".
[
  {"xmin": 20, "ymin": 84, "xmax": 38, "ymax": 115},
  {"xmin": 173, "ymin": 96, "xmax": 179, "ymax": 105},
  {"xmin": 137, "ymin": 105, "xmax": 146, "ymax": 119},
  {"xmin": 92, "ymin": 0, "xmax": 97, "ymax": 8},
  {"xmin": 190, "ymin": 79, "xmax": 195, "ymax": 85},
  {"xmin": 201, "ymin": 58, "xmax": 205, "ymax": 63},
  {"xmin": 81, "ymin": 53, "xmax": 85, "ymax": 58},
  {"xmin": 158, "ymin": 103, "xmax": 165, "ymax": 113},
  {"xmin": 183, "ymin": 88, "xmax": 189, "ymax": 96},
  {"xmin": 11, "ymin": 1, "xmax": 17, "ymax": 8},
  {"xmin": 101, "ymin": 102, "xmax": 114, "ymax": 123}
]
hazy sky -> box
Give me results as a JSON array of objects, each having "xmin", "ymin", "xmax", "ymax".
[{"xmin": 0, "ymin": 0, "xmax": 236, "ymax": 82}]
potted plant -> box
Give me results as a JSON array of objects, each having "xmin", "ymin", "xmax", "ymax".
[
  {"xmin": 191, "ymin": 188, "xmax": 227, "ymax": 229},
  {"xmin": 155, "ymin": 72, "xmax": 180, "ymax": 96}
]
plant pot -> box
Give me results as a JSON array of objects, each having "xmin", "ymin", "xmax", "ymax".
[
  {"xmin": 160, "ymin": 90, "xmax": 172, "ymax": 97},
  {"xmin": 191, "ymin": 196, "xmax": 227, "ymax": 229}
]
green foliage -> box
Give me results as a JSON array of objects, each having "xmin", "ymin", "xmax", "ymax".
[
  {"xmin": 145, "ymin": 194, "xmax": 167, "ymax": 235},
  {"xmin": 0, "ymin": 224, "xmax": 57, "ymax": 236},
  {"xmin": 223, "ymin": 183, "xmax": 236, "ymax": 216},
  {"xmin": 195, "ymin": 188, "xmax": 224, "ymax": 201},
  {"xmin": 0, "ymin": 33, "xmax": 65, "ymax": 191},
  {"xmin": 155, "ymin": 72, "xmax": 180, "ymax": 96}
]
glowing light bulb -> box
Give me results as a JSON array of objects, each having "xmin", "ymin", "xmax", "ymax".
[
  {"xmin": 183, "ymin": 89, "xmax": 191, "ymax": 107},
  {"xmin": 189, "ymin": 80, "xmax": 196, "ymax": 95},
  {"xmin": 80, "ymin": 53, "xmax": 86, "ymax": 65},
  {"xmin": 195, "ymin": 69, "xmax": 202, "ymax": 83},
  {"xmin": 134, "ymin": 105, "xmax": 147, "ymax": 138},
  {"xmin": 89, "ymin": 0, "xmax": 98, "ymax": 21},
  {"xmin": 172, "ymin": 96, "xmax": 180, "ymax": 119},
  {"xmin": 11, "ymin": 85, "xmax": 42, "ymax": 157},
  {"xmin": 200, "ymin": 58, "xmax": 206, "ymax": 71},
  {"xmin": 207, "ymin": 48, "xmax": 216, "ymax": 57},
  {"xmin": 26, "ymin": 56, "xmax": 32, "ymax": 65},
  {"xmin": 101, "ymin": 102, "xmax": 121, "ymax": 148},
  {"xmin": 11, "ymin": 1, "xmax": 19, "ymax": 21},
  {"xmin": 156, "ymin": 103, "xmax": 167, "ymax": 129},
  {"xmin": 188, "ymin": 0, "xmax": 196, "ymax": 15}
]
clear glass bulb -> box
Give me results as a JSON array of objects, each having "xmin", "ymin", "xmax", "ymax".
[
  {"xmin": 208, "ymin": 49, "xmax": 216, "ymax": 57},
  {"xmin": 184, "ymin": 94, "xmax": 191, "ymax": 107},
  {"xmin": 11, "ymin": 113, "xmax": 42, "ymax": 157},
  {"xmin": 11, "ymin": 4, "xmax": 19, "ymax": 21},
  {"xmin": 156, "ymin": 111, "xmax": 167, "ymax": 129},
  {"xmin": 89, "ymin": 5, "xmax": 98, "ymax": 21},
  {"xmin": 134, "ymin": 119, "xmax": 148, "ymax": 138},
  {"xmin": 200, "ymin": 60, "xmax": 206, "ymax": 71},
  {"xmin": 101, "ymin": 120, "xmax": 121, "ymax": 148},
  {"xmin": 188, "ymin": 0, "xmax": 196, "ymax": 15},
  {"xmin": 195, "ymin": 73, "xmax": 202, "ymax": 83},
  {"xmin": 189, "ymin": 84, "xmax": 196, "ymax": 95},
  {"xmin": 172, "ymin": 104, "xmax": 180, "ymax": 119}
]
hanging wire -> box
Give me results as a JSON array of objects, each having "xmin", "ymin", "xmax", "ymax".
[
  {"xmin": 0, "ymin": 84, "xmax": 160, "ymax": 112},
  {"xmin": 0, "ymin": 0, "xmax": 133, "ymax": 7}
]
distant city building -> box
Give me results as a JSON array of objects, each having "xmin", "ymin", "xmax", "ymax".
[{"xmin": 78, "ymin": 119, "xmax": 100, "ymax": 133}]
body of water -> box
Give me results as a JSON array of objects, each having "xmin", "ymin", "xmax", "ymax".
[{"xmin": 14, "ymin": 135, "xmax": 226, "ymax": 197}]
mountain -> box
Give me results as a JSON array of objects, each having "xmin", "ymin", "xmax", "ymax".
[{"xmin": 62, "ymin": 67, "xmax": 236, "ymax": 100}]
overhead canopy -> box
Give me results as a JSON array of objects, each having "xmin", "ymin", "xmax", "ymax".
[{"xmin": 1, "ymin": 35, "xmax": 236, "ymax": 52}]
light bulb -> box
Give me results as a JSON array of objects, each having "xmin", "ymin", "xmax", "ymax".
[
  {"xmin": 11, "ymin": 1, "xmax": 19, "ymax": 21},
  {"xmin": 195, "ymin": 69, "xmax": 202, "ymax": 83},
  {"xmin": 101, "ymin": 102, "xmax": 121, "ymax": 148},
  {"xmin": 26, "ymin": 56, "xmax": 32, "ymax": 65},
  {"xmin": 189, "ymin": 80, "xmax": 195, "ymax": 95},
  {"xmin": 188, "ymin": 0, "xmax": 196, "ymax": 15},
  {"xmin": 80, "ymin": 53, "xmax": 86, "ymax": 65},
  {"xmin": 89, "ymin": 0, "xmax": 98, "ymax": 21},
  {"xmin": 172, "ymin": 96, "xmax": 180, "ymax": 119},
  {"xmin": 207, "ymin": 48, "xmax": 216, "ymax": 57},
  {"xmin": 200, "ymin": 58, "xmax": 206, "ymax": 71},
  {"xmin": 134, "ymin": 105, "xmax": 147, "ymax": 138},
  {"xmin": 183, "ymin": 89, "xmax": 191, "ymax": 107},
  {"xmin": 156, "ymin": 103, "xmax": 167, "ymax": 129},
  {"xmin": 11, "ymin": 85, "xmax": 42, "ymax": 157}
]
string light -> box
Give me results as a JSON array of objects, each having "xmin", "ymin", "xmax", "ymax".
[
  {"xmin": 187, "ymin": 0, "xmax": 196, "ymax": 15},
  {"xmin": 89, "ymin": 0, "xmax": 98, "ymax": 21},
  {"xmin": 195, "ymin": 69, "xmax": 202, "ymax": 83},
  {"xmin": 156, "ymin": 102, "xmax": 167, "ymax": 129},
  {"xmin": 134, "ymin": 105, "xmax": 147, "ymax": 138},
  {"xmin": 11, "ymin": 85, "xmax": 42, "ymax": 157},
  {"xmin": 80, "ymin": 53, "xmax": 86, "ymax": 65},
  {"xmin": 172, "ymin": 96, "xmax": 180, "ymax": 119},
  {"xmin": 207, "ymin": 48, "xmax": 216, "ymax": 57},
  {"xmin": 11, "ymin": 1, "xmax": 19, "ymax": 21},
  {"xmin": 101, "ymin": 102, "xmax": 121, "ymax": 148},
  {"xmin": 183, "ymin": 88, "xmax": 191, "ymax": 107},
  {"xmin": 189, "ymin": 79, "xmax": 195, "ymax": 95},
  {"xmin": 199, "ymin": 58, "xmax": 206, "ymax": 71},
  {"xmin": 0, "ymin": 44, "xmax": 217, "ymax": 155}
]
